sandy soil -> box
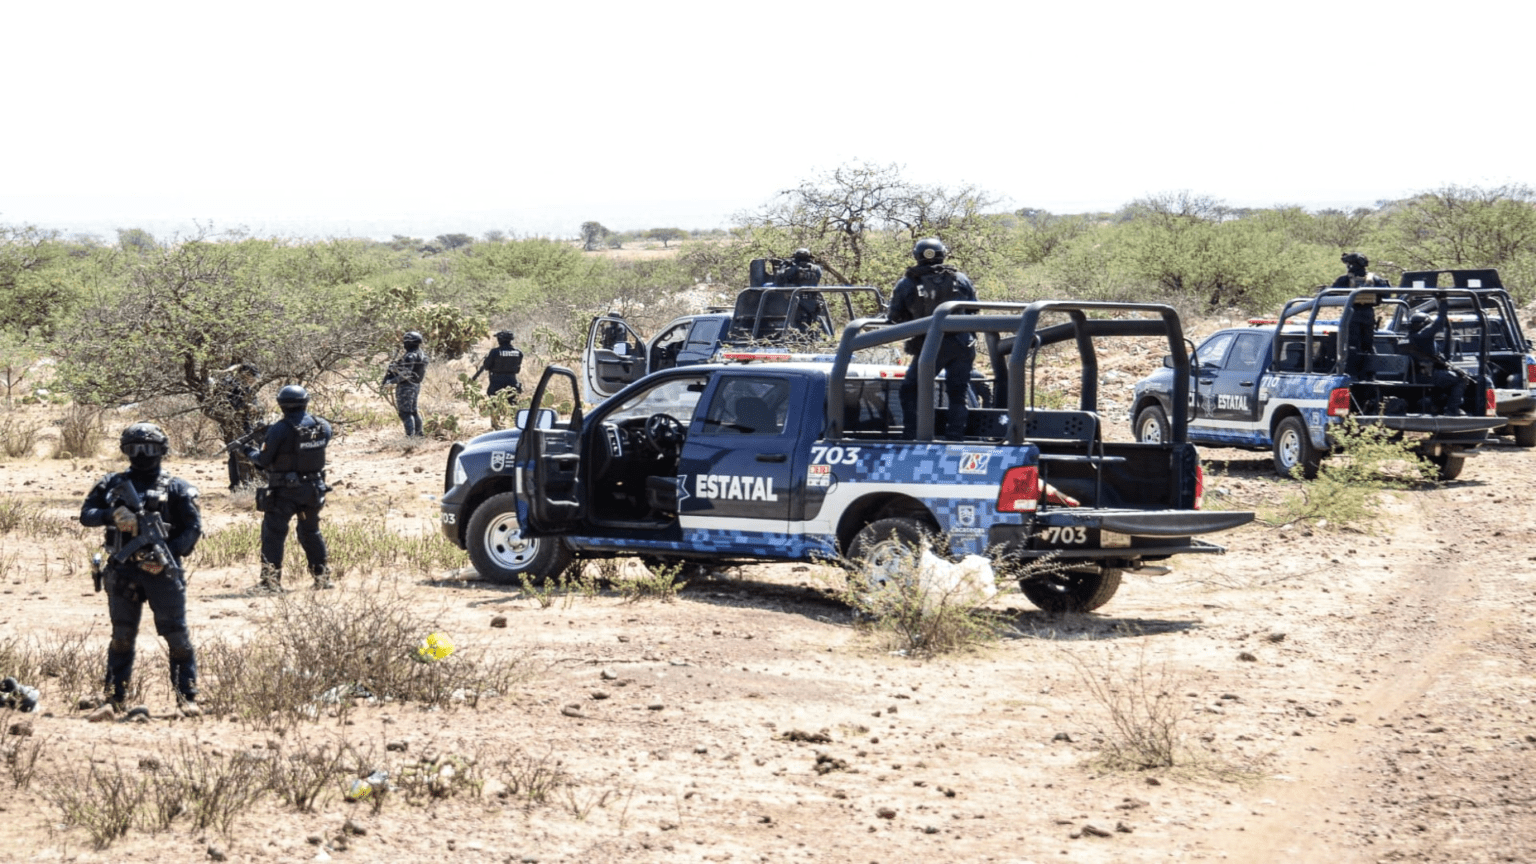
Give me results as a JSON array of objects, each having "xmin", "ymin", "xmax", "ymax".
[{"xmin": 1, "ymin": 387, "xmax": 1534, "ymax": 864}]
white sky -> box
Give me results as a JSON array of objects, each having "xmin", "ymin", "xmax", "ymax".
[{"xmin": 3, "ymin": 0, "xmax": 1531, "ymax": 240}]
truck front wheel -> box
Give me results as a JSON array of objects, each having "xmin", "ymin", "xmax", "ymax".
[
  {"xmin": 465, "ymin": 492, "xmax": 573, "ymax": 584},
  {"xmin": 1134, "ymin": 405, "xmax": 1170, "ymax": 444},
  {"xmin": 1272, "ymin": 416, "xmax": 1321, "ymax": 479},
  {"xmin": 1020, "ymin": 567, "xmax": 1123, "ymax": 613}
]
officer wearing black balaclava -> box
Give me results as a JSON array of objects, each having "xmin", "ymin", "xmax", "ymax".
[
  {"xmin": 383, "ymin": 331, "xmax": 428, "ymax": 437},
  {"xmin": 776, "ymin": 249, "xmax": 827, "ymax": 333},
  {"xmin": 79, "ymin": 423, "xmax": 203, "ymax": 716},
  {"xmin": 244, "ymin": 385, "xmax": 332, "ymax": 590},
  {"xmin": 889, "ymin": 238, "xmax": 979, "ymax": 439}
]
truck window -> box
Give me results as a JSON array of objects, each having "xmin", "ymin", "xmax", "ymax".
[
  {"xmin": 651, "ymin": 322, "xmax": 692, "ymax": 371},
  {"xmin": 1226, "ymin": 333, "xmax": 1268, "ymax": 373},
  {"xmin": 1194, "ymin": 332, "xmax": 1235, "ymax": 368},
  {"xmin": 606, "ymin": 377, "xmax": 706, "ymax": 425},
  {"xmin": 700, "ymin": 377, "xmax": 791, "ymax": 436}
]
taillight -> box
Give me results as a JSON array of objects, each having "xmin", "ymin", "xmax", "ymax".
[
  {"xmin": 1327, "ymin": 388, "xmax": 1352, "ymax": 416},
  {"xmin": 1488, "ymin": 388, "xmax": 1497, "ymax": 412},
  {"xmin": 1194, "ymin": 464, "xmax": 1204, "ymax": 510},
  {"xmin": 997, "ymin": 466, "xmax": 1040, "ymax": 513},
  {"xmin": 1526, "ymin": 360, "xmax": 1536, "ymax": 385}
]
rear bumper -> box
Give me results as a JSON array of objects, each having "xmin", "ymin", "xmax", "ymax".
[{"xmin": 988, "ymin": 508, "xmax": 1255, "ymax": 562}]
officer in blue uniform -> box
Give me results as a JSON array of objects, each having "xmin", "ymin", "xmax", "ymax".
[
  {"xmin": 80, "ymin": 423, "xmax": 203, "ymax": 715},
  {"xmin": 888, "ymin": 238, "xmax": 979, "ymax": 439},
  {"xmin": 244, "ymin": 385, "xmax": 332, "ymax": 590},
  {"xmin": 472, "ymin": 330, "xmax": 523, "ymax": 397},
  {"xmin": 384, "ymin": 331, "xmax": 428, "ymax": 437}
]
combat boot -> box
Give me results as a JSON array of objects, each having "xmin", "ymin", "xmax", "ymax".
[
  {"xmin": 177, "ymin": 694, "xmax": 202, "ymax": 718},
  {"xmin": 311, "ymin": 565, "xmax": 334, "ymax": 590},
  {"xmin": 255, "ymin": 563, "xmax": 283, "ymax": 594}
]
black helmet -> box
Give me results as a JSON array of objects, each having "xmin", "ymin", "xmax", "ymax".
[
  {"xmin": 1341, "ymin": 251, "xmax": 1368, "ymax": 267},
  {"xmin": 1409, "ymin": 312, "xmax": 1431, "ymax": 330},
  {"xmin": 403, "ymin": 330, "xmax": 424, "ymax": 346},
  {"xmin": 913, "ymin": 238, "xmax": 947, "ymax": 263},
  {"xmin": 792, "ymin": 248, "xmax": 812, "ymax": 263},
  {"xmin": 494, "ymin": 329, "xmax": 514, "ymax": 342},
  {"xmin": 277, "ymin": 384, "xmax": 310, "ymax": 411},
  {"xmin": 120, "ymin": 423, "xmax": 169, "ymax": 458}
]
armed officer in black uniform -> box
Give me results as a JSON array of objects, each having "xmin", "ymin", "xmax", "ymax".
[
  {"xmin": 1404, "ymin": 308, "xmax": 1471, "ymax": 415},
  {"xmin": 79, "ymin": 423, "xmax": 203, "ymax": 716},
  {"xmin": 776, "ymin": 249, "xmax": 826, "ymax": 332},
  {"xmin": 889, "ymin": 237, "xmax": 979, "ymax": 439},
  {"xmin": 218, "ymin": 363, "xmax": 261, "ymax": 491},
  {"xmin": 243, "ymin": 385, "xmax": 332, "ymax": 591},
  {"xmin": 471, "ymin": 330, "xmax": 523, "ymax": 397},
  {"xmin": 384, "ymin": 330, "xmax": 428, "ymax": 437}
]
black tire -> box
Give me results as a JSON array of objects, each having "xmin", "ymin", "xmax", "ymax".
[
  {"xmin": 464, "ymin": 492, "xmax": 572, "ymax": 584},
  {"xmin": 1429, "ymin": 452, "xmax": 1465, "ymax": 481},
  {"xmin": 847, "ymin": 517, "xmax": 936, "ymax": 591},
  {"xmin": 1515, "ymin": 423, "xmax": 1536, "ymax": 448},
  {"xmin": 1134, "ymin": 404, "xmax": 1171, "ymax": 444},
  {"xmin": 1272, "ymin": 416, "xmax": 1321, "ymax": 479},
  {"xmin": 1020, "ymin": 567, "xmax": 1123, "ymax": 613}
]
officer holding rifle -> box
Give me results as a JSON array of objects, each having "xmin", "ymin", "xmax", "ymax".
[{"xmin": 79, "ymin": 423, "xmax": 203, "ymax": 716}]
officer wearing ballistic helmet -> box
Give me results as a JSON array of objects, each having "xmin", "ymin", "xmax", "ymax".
[
  {"xmin": 776, "ymin": 249, "xmax": 826, "ymax": 332},
  {"xmin": 383, "ymin": 330, "xmax": 428, "ymax": 437},
  {"xmin": 471, "ymin": 330, "xmax": 523, "ymax": 397},
  {"xmin": 888, "ymin": 237, "xmax": 979, "ymax": 439},
  {"xmin": 218, "ymin": 362, "xmax": 261, "ymax": 491},
  {"xmin": 1333, "ymin": 252, "xmax": 1390, "ymax": 288},
  {"xmin": 243, "ymin": 385, "xmax": 332, "ymax": 591},
  {"xmin": 79, "ymin": 423, "xmax": 203, "ymax": 716}
]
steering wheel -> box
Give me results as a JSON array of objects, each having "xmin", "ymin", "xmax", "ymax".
[{"xmin": 642, "ymin": 413, "xmax": 686, "ymax": 457}]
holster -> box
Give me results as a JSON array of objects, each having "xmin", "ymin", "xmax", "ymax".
[{"xmin": 254, "ymin": 487, "xmax": 269, "ymax": 512}]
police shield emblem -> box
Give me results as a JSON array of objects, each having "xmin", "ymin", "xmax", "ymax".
[
  {"xmin": 957, "ymin": 504, "xmax": 976, "ymax": 528},
  {"xmin": 490, "ymin": 450, "xmax": 507, "ymax": 472}
]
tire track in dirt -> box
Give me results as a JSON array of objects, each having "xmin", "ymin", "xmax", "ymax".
[{"xmin": 1204, "ymin": 446, "xmax": 1536, "ymax": 862}]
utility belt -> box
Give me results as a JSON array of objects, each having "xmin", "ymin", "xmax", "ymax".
[
  {"xmin": 257, "ymin": 472, "xmax": 328, "ymax": 511},
  {"xmin": 268, "ymin": 471, "xmax": 325, "ymax": 488}
]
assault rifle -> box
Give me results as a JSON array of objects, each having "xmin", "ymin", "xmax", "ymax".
[
  {"xmin": 222, "ymin": 422, "xmax": 269, "ymax": 455},
  {"xmin": 106, "ymin": 477, "xmax": 183, "ymax": 580}
]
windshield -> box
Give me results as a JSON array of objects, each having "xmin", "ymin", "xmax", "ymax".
[{"xmin": 605, "ymin": 376, "xmax": 707, "ymax": 424}]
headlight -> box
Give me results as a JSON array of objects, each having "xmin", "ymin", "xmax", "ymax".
[{"xmin": 453, "ymin": 456, "xmax": 467, "ymax": 487}]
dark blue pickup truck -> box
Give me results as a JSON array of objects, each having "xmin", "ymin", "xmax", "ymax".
[{"xmin": 441, "ymin": 300, "xmax": 1253, "ymax": 613}]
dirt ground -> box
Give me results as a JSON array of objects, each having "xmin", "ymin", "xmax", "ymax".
[{"xmin": 2, "ymin": 385, "xmax": 1535, "ymax": 864}]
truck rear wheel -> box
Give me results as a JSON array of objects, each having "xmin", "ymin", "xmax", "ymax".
[
  {"xmin": 465, "ymin": 492, "xmax": 573, "ymax": 584},
  {"xmin": 1515, "ymin": 423, "xmax": 1536, "ymax": 448},
  {"xmin": 1272, "ymin": 416, "xmax": 1321, "ymax": 479},
  {"xmin": 847, "ymin": 517, "xmax": 937, "ymax": 591},
  {"xmin": 1021, "ymin": 567, "xmax": 1123, "ymax": 613},
  {"xmin": 1134, "ymin": 405, "xmax": 1170, "ymax": 444}
]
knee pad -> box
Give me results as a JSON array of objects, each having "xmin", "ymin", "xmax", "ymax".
[
  {"xmin": 109, "ymin": 635, "xmax": 136, "ymax": 654},
  {"xmin": 165, "ymin": 631, "xmax": 194, "ymax": 661}
]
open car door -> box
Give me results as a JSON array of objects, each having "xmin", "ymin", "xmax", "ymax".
[
  {"xmin": 514, "ymin": 365, "xmax": 586, "ymax": 535},
  {"xmin": 584, "ymin": 315, "xmax": 648, "ymax": 403}
]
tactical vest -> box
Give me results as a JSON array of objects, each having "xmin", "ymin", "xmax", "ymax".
[
  {"xmin": 268, "ymin": 416, "xmax": 329, "ymax": 474},
  {"xmin": 102, "ymin": 471, "xmax": 173, "ymax": 547},
  {"xmin": 912, "ymin": 269, "xmax": 967, "ymax": 318},
  {"xmin": 487, "ymin": 347, "xmax": 522, "ymax": 375}
]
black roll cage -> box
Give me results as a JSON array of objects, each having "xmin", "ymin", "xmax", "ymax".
[
  {"xmin": 825, "ymin": 300, "xmax": 1191, "ymax": 443},
  {"xmin": 1278, "ymin": 287, "xmax": 1492, "ymax": 376}
]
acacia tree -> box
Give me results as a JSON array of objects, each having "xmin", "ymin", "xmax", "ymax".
[
  {"xmin": 1380, "ymin": 184, "xmax": 1536, "ymax": 272},
  {"xmin": 714, "ymin": 162, "xmax": 1006, "ymax": 288},
  {"xmin": 56, "ymin": 232, "xmax": 381, "ymax": 441},
  {"xmin": 0, "ymin": 224, "xmax": 71, "ymax": 336},
  {"xmin": 580, "ymin": 221, "xmax": 610, "ymax": 252}
]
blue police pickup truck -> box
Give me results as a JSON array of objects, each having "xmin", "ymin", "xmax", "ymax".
[
  {"xmin": 440, "ymin": 300, "xmax": 1252, "ymax": 614},
  {"xmin": 1130, "ymin": 285, "xmax": 1504, "ymax": 480}
]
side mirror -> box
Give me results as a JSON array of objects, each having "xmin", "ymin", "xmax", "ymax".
[
  {"xmin": 612, "ymin": 342, "xmax": 629, "ymax": 356},
  {"xmin": 515, "ymin": 408, "xmax": 557, "ymax": 430},
  {"xmin": 1162, "ymin": 354, "xmax": 1176, "ymax": 369}
]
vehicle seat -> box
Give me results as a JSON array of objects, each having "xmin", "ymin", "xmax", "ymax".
[
  {"xmin": 645, "ymin": 476, "xmax": 680, "ymax": 514},
  {"xmin": 734, "ymin": 396, "xmax": 778, "ymax": 434},
  {"xmin": 1361, "ymin": 353, "xmax": 1410, "ymax": 381},
  {"xmin": 1276, "ymin": 342, "xmax": 1305, "ymax": 372}
]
